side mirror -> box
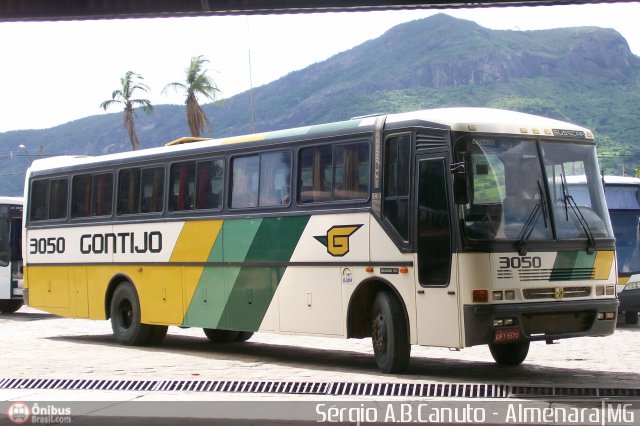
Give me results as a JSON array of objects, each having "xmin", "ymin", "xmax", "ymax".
[{"xmin": 453, "ymin": 173, "xmax": 469, "ymax": 205}]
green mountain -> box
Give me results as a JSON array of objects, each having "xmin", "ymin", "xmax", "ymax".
[{"xmin": 2, "ymin": 13, "xmax": 640, "ymax": 196}]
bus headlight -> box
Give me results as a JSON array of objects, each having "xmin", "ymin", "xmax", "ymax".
[
  {"xmin": 492, "ymin": 291, "xmax": 503, "ymax": 301},
  {"xmin": 597, "ymin": 312, "xmax": 616, "ymax": 320},
  {"xmin": 504, "ymin": 290, "xmax": 516, "ymax": 300}
]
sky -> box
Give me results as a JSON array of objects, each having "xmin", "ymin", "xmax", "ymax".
[{"xmin": 1, "ymin": 3, "xmax": 639, "ymax": 134}]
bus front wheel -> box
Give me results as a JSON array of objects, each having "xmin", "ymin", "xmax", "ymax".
[
  {"xmin": 0, "ymin": 299, "xmax": 23, "ymax": 314},
  {"xmin": 370, "ymin": 291, "xmax": 410, "ymax": 374},
  {"xmin": 110, "ymin": 282, "xmax": 152, "ymax": 346},
  {"xmin": 489, "ymin": 341, "xmax": 530, "ymax": 366}
]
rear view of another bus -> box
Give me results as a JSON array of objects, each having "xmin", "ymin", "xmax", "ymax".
[
  {"xmin": 568, "ymin": 176, "xmax": 640, "ymax": 324},
  {"xmin": 603, "ymin": 176, "xmax": 640, "ymax": 324},
  {"xmin": 0, "ymin": 197, "xmax": 24, "ymax": 313}
]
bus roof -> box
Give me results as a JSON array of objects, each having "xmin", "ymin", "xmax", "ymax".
[
  {"xmin": 0, "ymin": 196, "xmax": 23, "ymax": 206},
  {"xmin": 386, "ymin": 108, "xmax": 593, "ymax": 137},
  {"xmin": 27, "ymin": 107, "xmax": 594, "ymax": 174}
]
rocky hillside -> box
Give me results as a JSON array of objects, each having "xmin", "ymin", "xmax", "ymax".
[{"xmin": 1, "ymin": 13, "xmax": 639, "ymax": 195}]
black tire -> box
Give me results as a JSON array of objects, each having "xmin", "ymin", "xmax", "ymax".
[
  {"xmin": 203, "ymin": 328, "xmax": 240, "ymax": 343},
  {"xmin": 370, "ymin": 291, "xmax": 411, "ymax": 374},
  {"xmin": 625, "ymin": 311, "xmax": 638, "ymax": 325},
  {"xmin": 235, "ymin": 331, "xmax": 254, "ymax": 342},
  {"xmin": 110, "ymin": 282, "xmax": 151, "ymax": 346},
  {"xmin": 0, "ymin": 299, "xmax": 23, "ymax": 314},
  {"xmin": 489, "ymin": 341, "xmax": 530, "ymax": 366},
  {"xmin": 147, "ymin": 325, "xmax": 169, "ymax": 345}
]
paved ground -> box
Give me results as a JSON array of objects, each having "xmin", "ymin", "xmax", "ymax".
[
  {"xmin": 1, "ymin": 306, "xmax": 638, "ymax": 389},
  {"xmin": 2, "ymin": 306, "xmax": 639, "ymax": 424}
]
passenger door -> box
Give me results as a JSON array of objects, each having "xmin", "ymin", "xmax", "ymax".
[{"xmin": 414, "ymin": 154, "xmax": 462, "ymax": 348}]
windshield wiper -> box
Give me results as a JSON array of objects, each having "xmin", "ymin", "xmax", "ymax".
[
  {"xmin": 560, "ymin": 173, "xmax": 596, "ymax": 254},
  {"xmin": 516, "ymin": 180, "xmax": 548, "ymax": 256}
]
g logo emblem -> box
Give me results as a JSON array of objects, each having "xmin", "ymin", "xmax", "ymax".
[{"xmin": 314, "ymin": 225, "xmax": 363, "ymax": 257}]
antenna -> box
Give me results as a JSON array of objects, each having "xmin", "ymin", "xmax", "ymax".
[{"xmin": 246, "ymin": 16, "xmax": 256, "ymax": 134}]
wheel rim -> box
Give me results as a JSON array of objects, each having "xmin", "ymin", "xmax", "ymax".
[
  {"xmin": 372, "ymin": 313, "xmax": 387, "ymax": 352},
  {"xmin": 117, "ymin": 299, "xmax": 133, "ymax": 330}
]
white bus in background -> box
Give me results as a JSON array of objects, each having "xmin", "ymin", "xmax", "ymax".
[
  {"xmin": 567, "ymin": 175, "xmax": 640, "ymax": 324},
  {"xmin": 0, "ymin": 197, "xmax": 23, "ymax": 313}
]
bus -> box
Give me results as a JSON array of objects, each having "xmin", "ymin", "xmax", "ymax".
[
  {"xmin": 0, "ymin": 197, "xmax": 24, "ymax": 313},
  {"xmin": 22, "ymin": 108, "xmax": 618, "ymax": 373},
  {"xmin": 567, "ymin": 175, "xmax": 640, "ymax": 324}
]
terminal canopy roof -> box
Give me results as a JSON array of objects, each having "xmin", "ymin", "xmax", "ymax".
[{"xmin": 0, "ymin": 0, "xmax": 633, "ymax": 22}]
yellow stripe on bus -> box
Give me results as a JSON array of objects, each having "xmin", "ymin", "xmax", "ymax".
[
  {"xmin": 593, "ymin": 250, "xmax": 615, "ymax": 280},
  {"xmin": 170, "ymin": 220, "xmax": 223, "ymax": 263}
]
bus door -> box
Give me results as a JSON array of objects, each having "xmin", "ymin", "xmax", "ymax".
[{"xmin": 414, "ymin": 155, "xmax": 462, "ymax": 348}]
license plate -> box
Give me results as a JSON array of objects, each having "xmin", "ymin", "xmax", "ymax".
[{"xmin": 494, "ymin": 328, "xmax": 521, "ymax": 343}]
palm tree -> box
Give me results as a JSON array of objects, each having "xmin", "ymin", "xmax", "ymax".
[
  {"xmin": 163, "ymin": 55, "xmax": 220, "ymax": 137},
  {"xmin": 100, "ymin": 71, "xmax": 153, "ymax": 151}
]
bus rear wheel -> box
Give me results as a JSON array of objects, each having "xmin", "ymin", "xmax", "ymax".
[
  {"xmin": 0, "ymin": 299, "xmax": 23, "ymax": 313},
  {"xmin": 370, "ymin": 291, "xmax": 410, "ymax": 374},
  {"xmin": 110, "ymin": 282, "xmax": 152, "ymax": 346},
  {"xmin": 235, "ymin": 331, "xmax": 254, "ymax": 342},
  {"xmin": 489, "ymin": 341, "xmax": 530, "ymax": 366},
  {"xmin": 203, "ymin": 328, "xmax": 240, "ymax": 343}
]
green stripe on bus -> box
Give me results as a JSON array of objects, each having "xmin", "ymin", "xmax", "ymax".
[
  {"xmin": 182, "ymin": 218, "xmax": 262, "ymax": 328},
  {"xmin": 222, "ymin": 215, "xmax": 310, "ymax": 331},
  {"xmin": 182, "ymin": 216, "xmax": 309, "ymax": 331},
  {"xmin": 550, "ymin": 251, "xmax": 597, "ymax": 281}
]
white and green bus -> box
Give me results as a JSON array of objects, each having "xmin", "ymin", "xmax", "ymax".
[
  {"xmin": 0, "ymin": 197, "xmax": 24, "ymax": 313},
  {"xmin": 23, "ymin": 108, "xmax": 618, "ymax": 373}
]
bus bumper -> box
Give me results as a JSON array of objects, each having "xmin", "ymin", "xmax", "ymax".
[{"xmin": 463, "ymin": 299, "xmax": 619, "ymax": 347}]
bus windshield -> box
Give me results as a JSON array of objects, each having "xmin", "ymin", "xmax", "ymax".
[{"xmin": 460, "ymin": 137, "xmax": 613, "ymax": 243}]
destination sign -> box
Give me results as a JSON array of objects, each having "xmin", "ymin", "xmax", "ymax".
[{"xmin": 552, "ymin": 129, "xmax": 586, "ymax": 138}]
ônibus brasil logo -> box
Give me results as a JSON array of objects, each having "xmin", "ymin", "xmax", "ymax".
[{"xmin": 6, "ymin": 402, "xmax": 30, "ymax": 424}]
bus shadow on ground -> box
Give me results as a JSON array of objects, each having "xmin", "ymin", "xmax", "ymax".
[
  {"xmin": 0, "ymin": 311, "xmax": 59, "ymax": 321},
  {"xmin": 615, "ymin": 322, "xmax": 640, "ymax": 332},
  {"xmin": 44, "ymin": 332, "xmax": 640, "ymax": 388}
]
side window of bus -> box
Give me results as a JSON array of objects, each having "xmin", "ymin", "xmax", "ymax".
[
  {"xmin": 92, "ymin": 173, "xmax": 113, "ymax": 216},
  {"xmin": 231, "ymin": 151, "xmax": 291, "ymax": 209},
  {"xmin": 49, "ymin": 178, "xmax": 68, "ymax": 220},
  {"xmin": 169, "ymin": 162, "xmax": 196, "ymax": 211},
  {"xmin": 29, "ymin": 180, "xmax": 49, "ymax": 221},
  {"xmin": 231, "ymin": 155, "xmax": 259, "ymax": 208},
  {"xmin": 72, "ymin": 172, "xmax": 114, "ymax": 218},
  {"xmin": 117, "ymin": 168, "xmax": 141, "ymax": 215},
  {"xmin": 72, "ymin": 174, "xmax": 92, "ymax": 218},
  {"xmin": 334, "ymin": 143, "xmax": 369, "ymax": 200},
  {"xmin": 195, "ymin": 158, "xmax": 224, "ymax": 210},
  {"xmin": 140, "ymin": 167, "xmax": 165, "ymax": 213},
  {"xmin": 299, "ymin": 146, "xmax": 332, "ymax": 203},
  {"xmin": 383, "ymin": 135, "xmax": 411, "ymax": 241},
  {"xmin": 299, "ymin": 142, "xmax": 369, "ymax": 203},
  {"xmin": 260, "ymin": 151, "xmax": 291, "ymax": 207}
]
